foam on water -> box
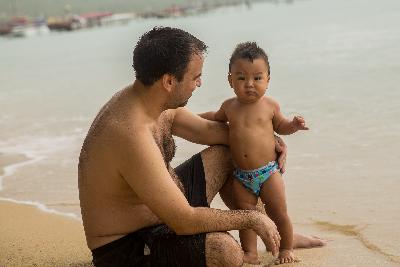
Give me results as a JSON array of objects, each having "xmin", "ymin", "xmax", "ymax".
[
  {"xmin": 0, "ymin": 154, "xmax": 43, "ymax": 191},
  {"xmin": 0, "ymin": 197, "xmax": 79, "ymax": 220},
  {"xmin": 0, "ymin": 132, "xmax": 83, "ymax": 200}
]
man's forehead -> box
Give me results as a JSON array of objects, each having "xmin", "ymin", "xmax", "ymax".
[
  {"xmin": 186, "ymin": 54, "xmax": 204, "ymax": 72},
  {"xmin": 189, "ymin": 53, "xmax": 204, "ymax": 63}
]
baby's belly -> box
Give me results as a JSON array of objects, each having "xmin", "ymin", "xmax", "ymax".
[{"xmin": 229, "ymin": 132, "xmax": 277, "ymax": 170}]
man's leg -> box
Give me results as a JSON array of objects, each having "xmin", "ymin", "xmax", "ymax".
[
  {"xmin": 200, "ymin": 145, "xmax": 233, "ymax": 205},
  {"xmin": 205, "ymin": 232, "xmax": 243, "ymax": 267},
  {"xmin": 200, "ymin": 146, "xmax": 245, "ymax": 266}
]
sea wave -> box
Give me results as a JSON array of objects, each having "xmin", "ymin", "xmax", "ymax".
[
  {"xmin": 0, "ymin": 197, "xmax": 80, "ymax": 220},
  {"xmin": 0, "ymin": 132, "xmax": 82, "ymax": 189}
]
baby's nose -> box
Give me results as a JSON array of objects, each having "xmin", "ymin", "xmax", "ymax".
[{"xmin": 245, "ymin": 79, "xmax": 254, "ymax": 87}]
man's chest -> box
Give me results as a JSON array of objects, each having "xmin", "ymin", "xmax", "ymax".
[{"xmin": 152, "ymin": 112, "xmax": 176, "ymax": 164}]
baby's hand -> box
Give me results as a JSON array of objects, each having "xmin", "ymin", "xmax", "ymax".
[{"xmin": 292, "ymin": 115, "xmax": 309, "ymax": 130}]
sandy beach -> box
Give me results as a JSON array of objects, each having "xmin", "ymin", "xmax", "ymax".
[
  {"xmin": 0, "ymin": 199, "xmax": 92, "ymax": 267},
  {"xmin": 1, "ymin": 198, "xmax": 399, "ymax": 267}
]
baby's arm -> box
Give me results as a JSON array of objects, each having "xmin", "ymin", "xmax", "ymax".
[{"xmin": 271, "ymin": 98, "xmax": 309, "ymax": 135}]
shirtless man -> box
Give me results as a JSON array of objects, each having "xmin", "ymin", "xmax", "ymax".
[{"xmin": 78, "ymin": 27, "xmax": 323, "ymax": 267}]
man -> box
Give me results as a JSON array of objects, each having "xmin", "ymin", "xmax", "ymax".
[{"xmin": 78, "ymin": 27, "xmax": 323, "ymax": 267}]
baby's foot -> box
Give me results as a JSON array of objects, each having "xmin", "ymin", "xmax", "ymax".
[
  {"xmin": 243, "ymin": 251, "xmax": 261, "ymax": 265},
  {"xmin": 274, "ymin": 249, "xmax": 299, "ymax": 265},
  {"xmin": 293, "ymin": 234, "xmax": 327, "ymax": 249}
]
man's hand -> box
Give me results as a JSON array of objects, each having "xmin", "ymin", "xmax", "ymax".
[
  {"xmin": 292, "ymin": 115, "xmax": 309, "ymax": 131},
  {"xmin": 253, "ymin": 213, "xmax": 281, "ymax": 257},
  {"xmin": 274, "ymin": 135, "xmax": 287, "ymax": 173}
]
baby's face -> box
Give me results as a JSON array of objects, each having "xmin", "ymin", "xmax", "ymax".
[{"xmin": 228, "ymin": 58, "xmax": 270, "ymax": 103}]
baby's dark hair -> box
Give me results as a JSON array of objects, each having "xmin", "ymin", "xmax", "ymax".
[
  {"xmin": 228, "ymin": 42, "xmax": 270, "ymax": 75},
  {"xmin": 133, "ymin": 26, "xmax": 208, "ymax": 86}
]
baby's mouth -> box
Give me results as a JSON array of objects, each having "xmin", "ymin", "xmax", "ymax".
[{"xmin": 246, "ymin": 91, "xmax": 257, "ymax": 96}]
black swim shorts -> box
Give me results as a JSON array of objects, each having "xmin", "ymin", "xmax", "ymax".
[{"xmin": 92, "ymin": 152, "xmax": 208, "ymax": 267}]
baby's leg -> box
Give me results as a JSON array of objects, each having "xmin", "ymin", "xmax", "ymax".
[
  {"xmin": 259, "ymin": 172, "xmax": 296, "ymax": 265},
  {"xmin": 231, "ymin": 178, "xmax": 260, "ymax": 264}
]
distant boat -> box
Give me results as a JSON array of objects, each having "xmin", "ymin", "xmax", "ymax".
[
  {"xmin": 47, "ymin": 15, "xmax": 86, "ymax": 31},
  {"xmin": 100, "ymin": 13, "xmax": 136, "ymax": 26},
  {"xmin": 10, "ymin": 24, "xmax": 49, "ymax": 38},
  {"xmin": 80, "ymin": 12, "xmax": 113, "ymax": 27},
  {"xmin": 1, "ymin": 16, "xmax": 50, "ymax": 38},
  {"xmin": 0, "ymin": 24, "xmax": 12, "ymax": 35}
]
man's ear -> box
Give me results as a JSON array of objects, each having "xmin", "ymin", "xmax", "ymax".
[
  {"xmin": 162, "ymin": 73, "xmax": 176, "ymax": 92},
  {"xmin": 228, "ymin": 73, "xmax": 233, "ymax": 88}
]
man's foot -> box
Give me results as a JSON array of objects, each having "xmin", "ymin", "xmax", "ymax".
[
  {"xmin": 243, "ymin": 251, "xmax": 261, "ymax": 265},
  {"xmin": 293, "ymin": 233, "xmax": 326, "ymax": 249},
  {"xmin": 274, "ymin": 249, "xmax": 298, "ymax": 265}
]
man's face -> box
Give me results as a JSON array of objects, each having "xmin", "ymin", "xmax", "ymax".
[{"xmin": 170, "ymin": 54, "xmax": 204, "ymax": 108}]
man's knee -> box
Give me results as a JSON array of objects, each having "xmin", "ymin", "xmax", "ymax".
[
  {"xmin": 205, "ymin": 232, "xmax": 243, "ymax": 267},
  {"xmin": 201, "ymin": 146, "xmax": 233, "ymax": 204},
  {"xmin": 201, "ymin": 145, "xmax": 233, "ymax": 182},
  {"xmin": 201, "ymin": 145, "xmax": 231, "ymax": 164}
]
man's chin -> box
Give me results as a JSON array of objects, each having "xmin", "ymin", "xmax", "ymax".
[{"xmin": 178, "ymin": 100, "xmax": 189, "ymax": 107}]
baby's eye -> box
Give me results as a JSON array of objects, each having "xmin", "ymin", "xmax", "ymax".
[
  {"xmin": 238, "ymin": 76, "xmax": 245, "ymax": 81},
  {"xmin": 254, "ymin": 76, "xmax": 262, "ymax": 81}
]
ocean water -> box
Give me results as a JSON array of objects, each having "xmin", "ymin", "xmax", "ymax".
[{"xmin": 1, "ymin": 0, "xmax": 399, "ymax": 262}]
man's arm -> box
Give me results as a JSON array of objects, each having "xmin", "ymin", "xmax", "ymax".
[
  {"xmin": 172, "ymin": 107, "xmax": 229, "ymax": 145},
  {"xmin": 275, "ymin": 135, "xmax": 287, "ymax": 173},
  {"xmin": 198, "ymin": 105, "xmax": 228, "ymax": 123},
  {"xmin": 198, "ymin": 111, "xmax": 216, "ymax": 121},
  {"xmin": 117, "ymin": 128, "xmax": 280, "ymax": 255}
]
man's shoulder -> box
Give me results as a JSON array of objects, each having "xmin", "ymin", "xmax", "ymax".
[{"xmin": 161, "ymin": 109, "xmax": 177, "ymax": 122}]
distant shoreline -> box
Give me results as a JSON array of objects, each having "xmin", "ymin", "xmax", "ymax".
[{"xmin": 0, "ymin": 0, "xmax": 270, "ymax": 20}]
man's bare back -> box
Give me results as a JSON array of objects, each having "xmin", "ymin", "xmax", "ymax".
[{"xmin": 79, "ymin": 86, "xmax": 185, "ymax": 250}]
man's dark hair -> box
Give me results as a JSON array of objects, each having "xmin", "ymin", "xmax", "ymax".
[
  {"xmin": 228, "ymin": 42, "xmax": 270, "ymax": 76},
  {"xmin": 133, "ymin": 27, "xmax": 208, "ymax": 86}
]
